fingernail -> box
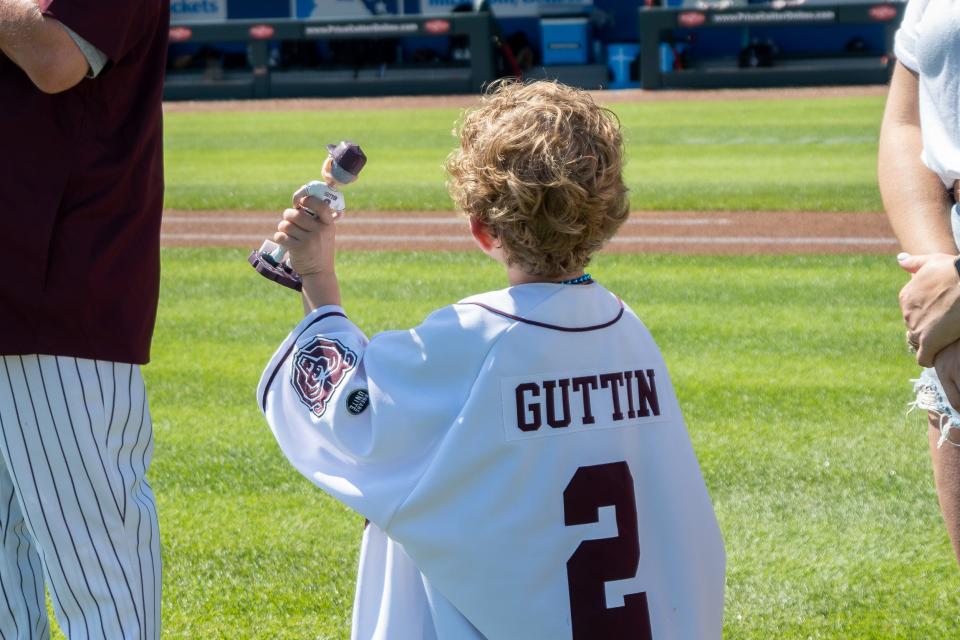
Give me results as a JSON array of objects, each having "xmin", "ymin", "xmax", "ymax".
[{"xmin": 897, "ymin": 252, "xmax": 910, "ymax": 262}]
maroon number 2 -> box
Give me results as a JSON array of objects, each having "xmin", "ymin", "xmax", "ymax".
[{"xmin": 563, "ymin": 461, "xmax": 652, "ymax": 639}]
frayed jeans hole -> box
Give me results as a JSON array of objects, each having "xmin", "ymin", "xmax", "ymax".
[{"xmin": 910, "ymin": 378, "xmax": 960, "ymax": 449}]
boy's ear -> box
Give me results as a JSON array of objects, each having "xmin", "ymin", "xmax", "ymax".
[{"xmin": 469, "ymin": 217, "xmax": 498, "ymax": 251}]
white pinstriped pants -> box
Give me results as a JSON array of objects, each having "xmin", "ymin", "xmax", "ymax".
[{"xmin": 0, "ymin": 356, "xmax": 161, "ymax": 639}]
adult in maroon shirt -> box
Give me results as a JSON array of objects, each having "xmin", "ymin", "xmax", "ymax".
[{"xmin": 0, "ymin": 1, "xmax": 168, "ymax": 637}]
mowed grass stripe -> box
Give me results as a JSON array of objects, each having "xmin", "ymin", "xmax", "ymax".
[
  {"xmin": 163, "ymin": 96, "xmax": 885, "ymax": 213},
  {"xmin": 161, "ymin": 214, "xmax": 734, "ymax": 226}
]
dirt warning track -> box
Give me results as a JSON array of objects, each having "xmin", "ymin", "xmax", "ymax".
[{"xmin": 161, "ymin": 209, "xmax": 899, "ymax": 255}]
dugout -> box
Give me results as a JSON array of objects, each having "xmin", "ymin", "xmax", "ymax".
[
  {"xmin": 163, "ymin": 1, "xmax": 632, "ymax": 99},
  {"xmin": 162, "ymin": 0, "xmax": 906, "ymax": 99},
  {"xmin": 636, "ymin": 1, "xmax": 904, "ymax": 90},
  {"xmin": 163, "ymin": 13, "xmax": 496, "ymax": 100}
]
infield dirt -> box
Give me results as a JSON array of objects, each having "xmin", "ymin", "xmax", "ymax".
[{"xmin": 161, "ymin": 209, "xmax": 898, "ymax": 255}]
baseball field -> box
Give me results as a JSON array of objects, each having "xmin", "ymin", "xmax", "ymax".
[{"xmin": 55, "ymin": 87, "xmax": 959, "ymax": 638}]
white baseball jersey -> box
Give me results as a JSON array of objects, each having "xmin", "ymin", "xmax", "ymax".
[{"xmin": 259, "ymin": 281, "xmax": 725, "ymax": 639}]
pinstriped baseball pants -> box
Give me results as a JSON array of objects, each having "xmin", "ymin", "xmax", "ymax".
[{"xmin": 0, "ymin": 355, "xmax": 161, "ymax": 639}]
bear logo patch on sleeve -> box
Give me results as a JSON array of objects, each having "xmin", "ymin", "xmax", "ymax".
[{"xmin": 291, "ymin": 336, "xmax": 358, "ymax": 418}]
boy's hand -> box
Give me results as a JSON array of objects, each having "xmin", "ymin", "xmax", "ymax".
[{"xmin": 273, "ymin": 194, "xmax": 337, "ymax": 277}]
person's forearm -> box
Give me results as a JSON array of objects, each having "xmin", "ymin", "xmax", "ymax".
[
  {"xmin": 300, "ymin": 270, "xmax": 342, "ymax": 315},
  {"xmin": 0, "ymin": 0, "xmax": 87, "ymax": 93},
  {"xmin": 879, "ymin": 64, "xmax": 955, "ymax": 255},
  {"xmin": 0, "ymin": 0, "xmax": 46, "ymax": 65},
  {"xmin": 0, "ymin": 0, "xmax": 38, "ymax": 28}
]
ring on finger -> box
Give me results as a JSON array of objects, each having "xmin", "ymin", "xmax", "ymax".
[{"xmin": 906, "ymin": 330, "xmax": 920, "ymax": 354}]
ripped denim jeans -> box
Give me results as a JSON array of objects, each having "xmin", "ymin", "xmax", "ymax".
[
  {"xmin": 910, "ymin": 203, "xmax": 960, "ymax": 449},
  {"xmin": 912, "ymin": 369, "xmax": 960, "ymax": 448}
]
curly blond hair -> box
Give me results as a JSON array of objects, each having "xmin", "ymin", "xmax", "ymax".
[{"xmin": 445, "ymin": 80, "xmax": 629, "ymax": 277}]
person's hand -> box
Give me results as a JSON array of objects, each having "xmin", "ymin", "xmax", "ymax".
[
  {"xmin": 898, "ymin": 252, "xmax": 960, "ymax": 367},
  {"xmin": 273, "ymin": 194, "xmax": 336, "ymax": 278}
]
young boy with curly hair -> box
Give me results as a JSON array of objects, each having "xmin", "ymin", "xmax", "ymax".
[{"xmin": 258, "ymin": 80, "xmax": 725, "ymax": 639}]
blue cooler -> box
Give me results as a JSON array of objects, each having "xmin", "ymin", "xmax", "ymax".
[
  {"xmin": 607, "ymin": 43, "xmax": 640, "ymax": 89},
  {"xmin": 541, "ymin": 18, "xmax": 590, "ymax": 65}
]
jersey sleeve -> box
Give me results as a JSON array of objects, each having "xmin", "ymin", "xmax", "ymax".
[
  {"xmin": 42, "ymin": 0, "xmax": 162, "ymax": 63},
  {"xmin": 894, "ymin": 0, "xmax": 928, "ymax": 73},
  {"xmin": 257, "ymin": 303, "xmax": 499, "ymax": 529}
]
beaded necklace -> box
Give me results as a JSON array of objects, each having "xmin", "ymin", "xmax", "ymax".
[{"xmin": 557, "ymin": 273, "xmax": 592, "ymax": 285}]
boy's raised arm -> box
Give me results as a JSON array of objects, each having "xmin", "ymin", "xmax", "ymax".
[{"xmin": 271, "ymin": 195, "xmax": 342, "ymax": 312}]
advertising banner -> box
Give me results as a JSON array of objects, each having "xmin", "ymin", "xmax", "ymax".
[{"xmin": 171, "ymin": 0, "xmax": 228, "ymax": 23}]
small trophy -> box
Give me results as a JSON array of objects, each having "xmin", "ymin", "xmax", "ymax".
[{"xmin": 249, "ymin": 140, "xmax": 367, "ymax": 291}]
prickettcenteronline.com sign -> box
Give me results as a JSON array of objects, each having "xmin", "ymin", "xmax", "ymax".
[
  {"xmin": 304, "ymin": 21, "xmax": 422, "ymax": 35},
  {"xmin": 709, "ymin": 9, "xmax": 836, "ymax": 24}
]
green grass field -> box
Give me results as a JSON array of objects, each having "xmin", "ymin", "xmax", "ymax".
[
  {"xmin": 144, "ymin": 250, "xmax": 959, "ymax": 639},
  {"xmin": 164, "ymin": 95, "xmax": 885, "ymax": 213},
  {"xmin": 52, "ymin": 95, "xmax": 960, "ymax": 638}
]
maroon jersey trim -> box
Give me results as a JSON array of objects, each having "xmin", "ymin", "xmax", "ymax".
[
  {"xmin": 262, "ymin": 311, "xmax": 348, "ymax": 412},
  {"xmin": 460, "ymin": 299, "xmax": 625, "ymax": 332}
]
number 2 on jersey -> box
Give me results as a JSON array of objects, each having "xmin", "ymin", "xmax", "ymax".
[{"xmin": 563, "ymin": 461, "xmax": 652, "ymax": 639}]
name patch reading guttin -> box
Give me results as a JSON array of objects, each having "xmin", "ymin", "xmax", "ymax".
[{"xmin": 501, "ymin": 368, "xmax": 668, "ymax": 441}]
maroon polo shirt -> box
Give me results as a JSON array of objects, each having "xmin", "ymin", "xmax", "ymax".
[{"xmin": 0, "ymin": 0, "xmax": 170, "ymax": 364}]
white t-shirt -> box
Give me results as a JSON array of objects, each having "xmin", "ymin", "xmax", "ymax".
[
  {"xmin": 894, "ymin": 0, "xmax": 960, "ymax": 187},
  {"xmin": 259, "ymin": 282, "xmax": 725, "ymax": 639}
]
